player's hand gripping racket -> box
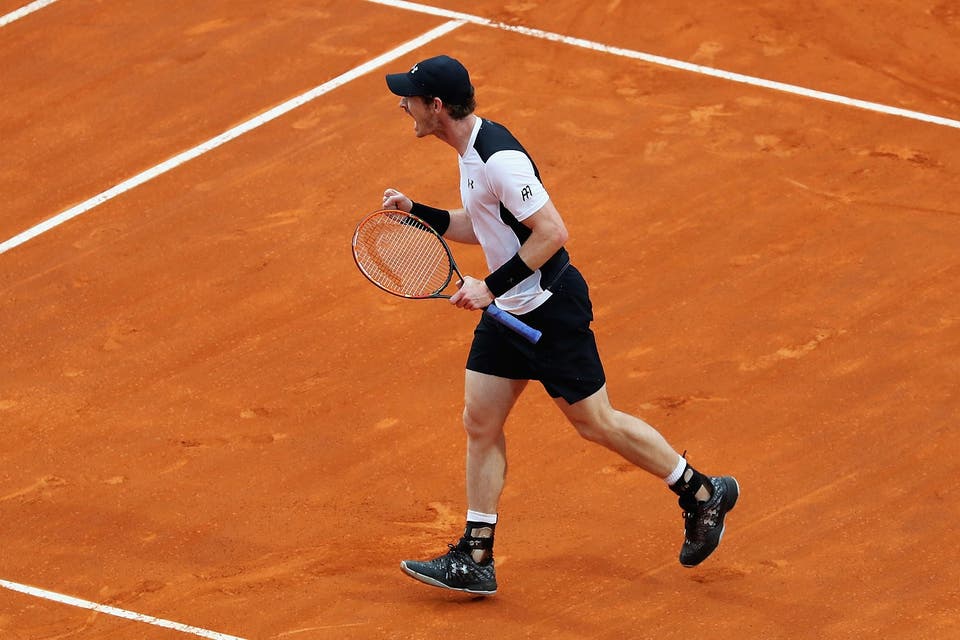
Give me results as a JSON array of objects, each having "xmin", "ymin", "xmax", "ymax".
[{"xmin": 352, "ymin": 209, "xmax": 542, "ymax": 344}]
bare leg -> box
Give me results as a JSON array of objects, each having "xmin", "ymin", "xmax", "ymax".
[
  {"xmin": 398, "ymin": 372, "xmax": 517, "ymax": 592},
  {"xmin": 463, "ymin": 370, "xmax": 527, "ymax": 513},
  {"xmin": 555, "ymin": 384, "xmax": 682, "ymax": 480}
]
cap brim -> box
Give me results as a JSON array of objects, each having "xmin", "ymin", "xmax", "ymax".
[{"xmin": 385, "ymin": 72, "xmax": 423, "ymax": 97}]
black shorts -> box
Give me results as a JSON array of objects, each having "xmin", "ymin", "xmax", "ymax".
[{"xmin": 466, "ymin": 265, "xmax": 605, "ymax": 404}]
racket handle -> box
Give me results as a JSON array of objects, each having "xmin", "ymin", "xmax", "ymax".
[{"xmin": 484, "ymin": 304, "xmax": 542, "ymax": 344}]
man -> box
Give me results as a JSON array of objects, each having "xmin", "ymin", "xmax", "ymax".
[{"xmin": 382, "ymin": 54, "xmax": 738, "ymax": 595}]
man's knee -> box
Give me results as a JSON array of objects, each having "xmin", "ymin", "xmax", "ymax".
[
  {"xmin": 567, "ymin": 413, "xmax": 608, "ymax": 445},
  {"xmin": 462, "ymin": 405, "xmax": 502, "ymax": 441}
]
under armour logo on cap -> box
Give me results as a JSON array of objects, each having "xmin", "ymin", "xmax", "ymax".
[{"xmin": 385, "ymin": 55, "xmax": 474, "ymax": 104}]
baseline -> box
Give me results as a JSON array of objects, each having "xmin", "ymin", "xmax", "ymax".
[{"xmin": 365, "ymin": 0, "xmax": 960, "ymax": 131}]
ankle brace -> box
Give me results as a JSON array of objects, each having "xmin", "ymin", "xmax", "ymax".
[
  {"xmin": 669, "ymin": 462, "xmax": 710, "ymax": 500},
  {"xmin": 456, "ymin": 522, "xmax": 496, "ymax": 555}
]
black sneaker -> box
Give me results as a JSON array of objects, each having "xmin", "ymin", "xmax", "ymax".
[
  {"xmin": 400, "ymin": 544, "xmax": 497, "ymax": 595},
  {"xmin": 678, "ymin": 475, "xmax": 740, "ymax": 567}
]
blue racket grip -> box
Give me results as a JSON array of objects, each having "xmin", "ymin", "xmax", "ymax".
[{"xmin": 484, "ymin": 304, "xmax": 542, "ymax": 344}]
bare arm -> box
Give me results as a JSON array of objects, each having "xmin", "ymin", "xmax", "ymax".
[
  {"xmin": 451, "ymin": 199, "xmax": 568, "ymax": 310},
  {"xmin": 443, "ymin": 208, "xmax": 478, "ymax": 244},
  {"xmin": 514, "ymin": 199, "xmax": 568, "ymax": 273},
  {"xmin": 381, "ymin": 188, "xmax": 478, "ymax": 243}
]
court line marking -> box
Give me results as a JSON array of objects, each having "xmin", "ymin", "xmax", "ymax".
[
  {"xmin": 365, "ymin": 0, "xmax": 960, "ymax": 131},
  {"xmin": 0, "ymin": 0, "xmax": 947, "ymax": 633},
  {"xmin": 0, "ymin": 19, "xmax": 466, "ymax": 256},
  {"xmin": 0, "ymin": 17, "xmax": 467, "ymax": 637},
  {"xmin": 4, "ymin": 4, "xmax": 956, "ymax": 256},
  {"xmin": 0, "ymin": 579, "xmax": 247, "ymax": 640},
  {"xmin": 0, "ymin": 0, "xmax": 59, "ymax": 27}
]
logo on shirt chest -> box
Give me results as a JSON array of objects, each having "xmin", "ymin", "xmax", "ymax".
[{"xmin": 467, "ymin": 178, "xmax": 475, "ymax": 189}]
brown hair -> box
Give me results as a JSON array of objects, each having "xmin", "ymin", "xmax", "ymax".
[{"xmin": 420, "ymin": 94, "xmax": 476, "ymax": 120}]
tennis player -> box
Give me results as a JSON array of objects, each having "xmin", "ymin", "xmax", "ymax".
[{"xmin": 382, "ymin": 55, "xmax": 738, "ymax": 595}]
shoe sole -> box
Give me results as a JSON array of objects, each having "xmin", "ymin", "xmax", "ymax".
[
  {"xmin": 680, "ymin": 476, "xmax": 740, "ymax": 568},
  {"xmin": 400, "ymin": 561, "xmax": 498, "ymax": 596}
]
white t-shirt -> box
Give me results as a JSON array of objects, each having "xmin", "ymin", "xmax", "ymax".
[{"xmin": 458, "ymin": 117, "xmax": 558, "ymax": 314}]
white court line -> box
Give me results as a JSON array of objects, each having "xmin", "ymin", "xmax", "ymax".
[
  {"xmin": 0, "ymin": 0, "xmax": 950, "ymax": 633},
  {"xmin": 0, "ymin": 19, "xmax": 466, "ymax": 256},
  {"xmin": 3, "ymin": 4, "xmax": 957, "ymax": 256},
  {"xmin": 0, "ymin": 0, "xmax": 59, "ymax": 27},
  {"xmin": 365, "ymin": 0, "xmax": 960, "ymax": 131},
  {"xmin": 0, "ymin": 579, "xmax": 247, "ymax": 640},
  {"xmin": 0, "ymin": 17, "xmax": 467, "ymax": 633}
]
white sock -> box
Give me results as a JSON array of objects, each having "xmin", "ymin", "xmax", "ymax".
[
  {"xmin": 466, "ymin": 510, "xmax": 498, "ymax": 525},
  {"xmin": 663, "ymin": 455, "xmax": 686, "ymax": 486}
]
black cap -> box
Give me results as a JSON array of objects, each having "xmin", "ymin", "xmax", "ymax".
[{"xmin": 385, "ymin": 55, "xmax": 474, "ymax": 104}]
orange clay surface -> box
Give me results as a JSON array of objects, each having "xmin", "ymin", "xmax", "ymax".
[{"xmin": 2, "ymin": 1, "xmax": 959, "ymax": 638}]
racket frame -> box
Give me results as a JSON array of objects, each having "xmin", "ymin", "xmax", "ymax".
[{"xmin": 352, "ymin": 209, "xmax": 542, "ymax": 344}]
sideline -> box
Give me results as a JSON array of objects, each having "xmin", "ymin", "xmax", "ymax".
[
  {"xmin": 0, "ymin": 19, "xmax": 466, "ymax": 255},
  {"xmin": 0, "ymin": 579, "xmax": 247, "ymax": 640},
  {"xmin": 0, "ymin": 0, "xmax": 59, "ymax": 27}
]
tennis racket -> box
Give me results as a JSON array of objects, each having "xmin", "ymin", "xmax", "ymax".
[{"xmin": 352, "ymin": 209, "xmax": 542, "ymax": 344}]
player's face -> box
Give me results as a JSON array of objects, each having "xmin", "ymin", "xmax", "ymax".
[{"xmin": 398, "ymin": 96, "xmax": 439, "ymax": 138}]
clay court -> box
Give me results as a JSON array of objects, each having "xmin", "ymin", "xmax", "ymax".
[{"xmin": 2, "ymin": 1, "xmax": 959, "ymax": 638}]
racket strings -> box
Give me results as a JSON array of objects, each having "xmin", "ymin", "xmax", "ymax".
[{"xmin": 354, "ymin": 214, "xmax": 451, "ymax": 297}]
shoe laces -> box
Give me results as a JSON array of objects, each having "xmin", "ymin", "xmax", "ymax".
[
  {"xmin": 445, "ymin": 543, "xmax": 467, "ymax": 557},
  {"xmin": 440, "ymin": 544, "xmax": 489, "ymax": 579},
  {"xmin": 446, "ymin": 544, "xmax": 486, "ymax": 566},
  {"xmin": 447, "ymin": 541, "xmax": 495, "ymax": 569},
  {"xmin": 679, "ymin": 495, "xmax": 700, "ymax": 534},
  {"xmin": 680, "ymin": 489, "xmax": 721, "ymax": 540}
]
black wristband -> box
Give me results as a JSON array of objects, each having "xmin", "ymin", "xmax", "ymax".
[
  {"xmin": 409, "ymin": 201, "xmax": 451, "ymax": 235},
  {"xmin": 484, "ymin": 253, "xmax": 534, "ymax": 297}
]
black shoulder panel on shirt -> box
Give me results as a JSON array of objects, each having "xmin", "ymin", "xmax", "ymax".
[{"xmin": 474, "ymin": 120, "xmax": 541, "ymax": 180}]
